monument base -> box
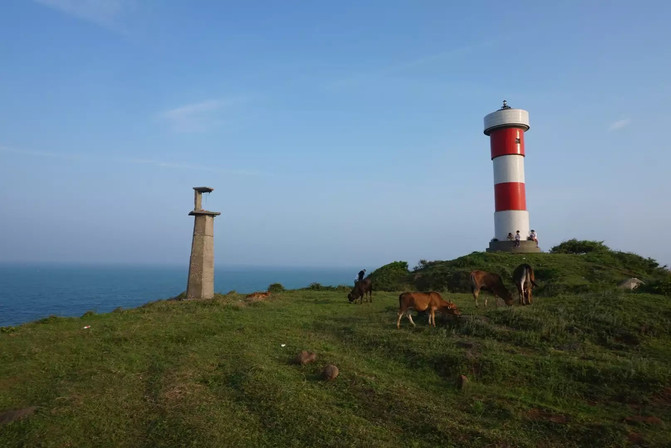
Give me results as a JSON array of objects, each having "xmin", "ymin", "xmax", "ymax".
[{"xmin": 486, "ymin": 240, "xmax": 542, "ymax": 254}]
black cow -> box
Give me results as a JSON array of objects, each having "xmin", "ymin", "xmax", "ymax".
[{"xmin": 348, "ymin": 278, "xmax": 372, "ymax": 304}]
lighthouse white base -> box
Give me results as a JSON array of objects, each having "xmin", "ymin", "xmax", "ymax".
[
  {"xmin": 494, "ymin": 210, "xmax": 530, "ymax": 242},
  {"xmin": 487, "ymin": 239, "xmax": 541, "ymax": 253}
]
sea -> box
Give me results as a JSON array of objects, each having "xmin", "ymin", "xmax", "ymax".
[{"xmin": 0, "ymin": 263, "xmax": 359, "ymax": 327}]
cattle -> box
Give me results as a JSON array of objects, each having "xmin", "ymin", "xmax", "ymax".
[
  {"xmin": 618, "ymin": 277, "xmax": 644, "ymax": 291},
  {"xmin": 246, "ymin": 291, "xmax": 271, "ymax": 300},
  {"xmin": 348, "ymin": 278, "xmax": 372, "ymax": 304},
  {"xmin": 512, "ymin": 264, "xmax": 537, "ymax": 305},
  {"xmin": 397, "ymin": 291, "xmax": 461, "ymax": 329},
  {"xmin": 469, "ymin": 270, "xmax": 514, "ymax": 307}
]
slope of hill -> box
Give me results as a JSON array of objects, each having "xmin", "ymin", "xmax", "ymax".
[{"xmin": 1, "ymin": 244, "xmax": 670, "ymax": 447}]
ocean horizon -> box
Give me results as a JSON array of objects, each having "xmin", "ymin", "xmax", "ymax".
[{"xmin": 0, "ymin": 262, "xmax": 363, "ymax": 327}]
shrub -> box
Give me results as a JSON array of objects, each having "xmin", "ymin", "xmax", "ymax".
[
  {"xmin": 638, "ymin": 278, "xmax": 671, "ymax": 296},
  {"xmin": 550, "ymin": 239, "xmax": 609, "ymax": 254},
  {"xmin": 268, "ymin": 283, "xmax": 285, "ymax": 293},
  {"xmin": 369, "ymin": 261, "xmax": 411, "ymax": 291}
]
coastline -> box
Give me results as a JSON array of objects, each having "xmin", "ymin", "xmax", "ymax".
[{"xmin": 0, "ymin": 263, "xmax": 362, "ymax": 327}]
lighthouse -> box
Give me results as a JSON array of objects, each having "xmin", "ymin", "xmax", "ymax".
[{"xmin": 484, "ymin": 101, "xmax": 540, "ymax": 253}]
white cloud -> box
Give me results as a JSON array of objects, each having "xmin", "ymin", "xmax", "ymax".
[
  {"xmin": 327, "ymin": 39, "xmax": 497, "ymax": 89},
  {"xmin": 158, "ymin": 98, "xmax": 249, "ymax": 133},
  {"xmin": 121, "ymin": 156, "xmax": 262, "ymax": 176},
  {"xmin": 0, "ymin": 145, "xmax": 81, "ymax": 161},
  {"xmin": 33, "ymin": 0, "xmax": 133, "ymax": 29},
  {"xmin": 0, "ymin": 145, "xmax": 261, "ymax": 176},
  {"xmin": 608, "ymin": 118, "xmax": 631, "ymax": 131}
]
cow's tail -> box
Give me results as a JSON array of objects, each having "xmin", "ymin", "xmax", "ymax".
[{"xmin": 528, "ymin": 268, "xmax": 538, "ymax": 287}]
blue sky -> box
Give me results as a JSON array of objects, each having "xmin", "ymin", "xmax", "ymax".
[{"xmin": 1, "ymin": 0, "xmax": 670, "ymax": 268}]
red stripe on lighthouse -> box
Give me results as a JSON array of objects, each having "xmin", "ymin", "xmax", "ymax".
[
  {"xmin": 494, "ymin": 182, "xmax": 526, "ymax": 211},
  {"xmin": 490, "ymin": 127, "xmax": 525, "ymax": 159}
]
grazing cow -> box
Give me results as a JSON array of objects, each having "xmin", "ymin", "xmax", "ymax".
[
  {"xmin": 617, "ymin": 278, "xmax": 644, "ymax": 291},
  {"xmin": 348, "ymin": 278, "xmax": 372, "ymax": 304},
  {"xmin": 246, "ymin": 291, "xmax": 270, "ymax": 300},
  {"xmin": 397, "ymin": 291, "xmax": 461, "ymax": 329},
  {"xmin": 512, "ymin": 264, "xmax": 537, "ymax": 305},
  {"xmin": 469, "ymin": 270, "xmax": 514, "ymax": 307}
]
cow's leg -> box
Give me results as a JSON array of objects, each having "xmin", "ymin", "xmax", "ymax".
[
  {"xmin": 406, "ymin": 312, "xmax": 416, "ymax": 327},
  {"xmin": 396, "ymin": 311, "xmax": 404, "ymax": 329},
  {"xmin": 472, "ymin": 288, "xmax": 480, "ymax": 307},
  {"xmin": 429, "ymin": 309, "xmax": 436, "ymax": 327}
]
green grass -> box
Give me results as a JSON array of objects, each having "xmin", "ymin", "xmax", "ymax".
[
  {"xmin": 1, "ymin": 287, "xmax": 670, "ymax": 447},
  {"xmin": 391, "ymin": 249, "xmax": 671, "ymax": 296}
]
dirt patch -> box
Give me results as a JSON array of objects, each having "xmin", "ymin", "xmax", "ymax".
[
  {"xmin": 294, "ymin": 350, "xmax": 317, "ymax": 366},
  {"xmin": 652, "ymin": 387, "xmax": 671, "ymax": 407},
  {"xmin": 623, "ymin": 415, "xmax": 663, "ymax": 425},
  {"xmin": 526, "ymin": 408, "xmax": 569, "ymax": 424},
  {"xmin": 627, "ymin": 432, "xmax": 645, "ymax": 445},
  {"xmin": 0, "ymin": 406, "xmax": 37, "ymax": 425}
]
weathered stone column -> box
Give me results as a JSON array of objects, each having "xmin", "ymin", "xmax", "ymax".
[{"xmin": 186, "ymin": 187, "xmax": 221, "ymax": 299}]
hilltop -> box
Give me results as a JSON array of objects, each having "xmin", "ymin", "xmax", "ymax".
[
  {"xmin": 1, "ymin": 242, "xmax": 670, "ymax": 447},
  {"xmin": 369, "ymin": 239, "xmax": 671, "ymax": 296}
]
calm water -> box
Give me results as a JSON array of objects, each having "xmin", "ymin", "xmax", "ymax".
[{"xmin": 0, "ymin": 263, "xmax": 359, "ymax": 327}]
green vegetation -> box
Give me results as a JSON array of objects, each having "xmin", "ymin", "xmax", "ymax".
[
  {"xmin": 373, "ymin": 240, "xmax": 670, "ymax": 297},
  {"xmin": 1, "ymin": 244, "xmax": 670, "ymax": 447},
  {"xmin": 267, "ymin": 283, "xmax": 285, "ymax": 293},
  {"xmin": 368, "ymin": 260, "xmax": 413, "ymax": 291}
]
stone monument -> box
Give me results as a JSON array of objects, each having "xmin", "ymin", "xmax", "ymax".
[{"xmin": 186, "ymin": 187, "xmax": 221, "ymax": 299}]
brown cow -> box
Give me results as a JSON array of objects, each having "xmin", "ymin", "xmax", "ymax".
[
  {"xmin": 397, "ymin": 291, "xmax": 461, "ymax": 329},
  {"xmin": 469, "ymin": 270, "xmax": 514, "ymax": 307},
  {"xmin": 246, "ymin": 291, "xmax": 270, "ymax": 300},
  {"xmin": 348, "ymin": 278, "xmax": 372, "ymax": 304},
  {"xmin": 513, "ymin": 264, "xmax": 537, "ymax": 305}
]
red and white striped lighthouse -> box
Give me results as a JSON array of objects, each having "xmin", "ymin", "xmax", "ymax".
[{"xmin": 484, "ymin": 101, "xmax": 538, "ymax": 252}]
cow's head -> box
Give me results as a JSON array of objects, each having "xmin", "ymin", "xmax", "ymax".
[
  {"xmin": 444, "ymin": 302, "xmax": 461, "ymax": 316},
  {"xmin": 502, "ymin": 290, "xmax": 515, "ymax": 306}
]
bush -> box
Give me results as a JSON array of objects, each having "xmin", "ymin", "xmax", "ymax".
[
  {"xmin": 304, "ymin": 282, "xmax": 335, "ymax": 291},
  {"xmin": 638, "ymin": 278, "xmax": 671, "ymax": 296},
  {"xmin": 268, "ymin": 283, "xmax": 285, "ymax": 293},
  {"xmin": 550, "ymin": 239, "xmax": 609, "ymax": 254},
  {"xmin": 369, "ymin": 261, "xmax": 411, "ymax": 291}
]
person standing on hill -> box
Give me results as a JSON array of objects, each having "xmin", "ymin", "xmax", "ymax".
[
  {"xmin": 357, "ymin": 269, "xmax": 366, "ymax": 283},
  {"xmin": 514, "ymin": 230, "xmax": 521, "ymax": 247}
]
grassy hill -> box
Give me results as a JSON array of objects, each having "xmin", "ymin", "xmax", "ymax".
[
  {"xmin": 369, "ymin": 240, "xmax": 671, "ymax": 296},
  {"xmin": 1, "ymin": 247, "xmax": 670, "ymax": 447}
]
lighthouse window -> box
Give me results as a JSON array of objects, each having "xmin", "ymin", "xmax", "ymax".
[{"xmin": 515, "ymin": 138, "xmax": 520, "ymax": 144}]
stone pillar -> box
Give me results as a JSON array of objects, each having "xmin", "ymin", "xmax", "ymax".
[{"xmin": 186, "ymin": 187, "xmax": 221, "ymax": 299}]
